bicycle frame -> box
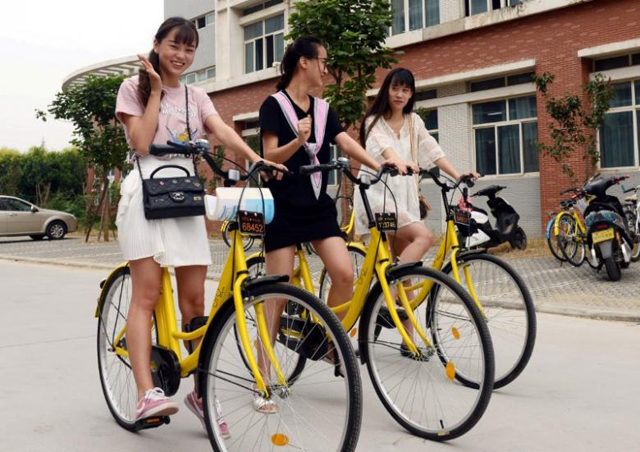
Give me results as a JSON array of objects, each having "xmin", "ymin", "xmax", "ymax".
[{"xmin": 553, "ymin": 209, "xmax": 586, "ymax": 237}]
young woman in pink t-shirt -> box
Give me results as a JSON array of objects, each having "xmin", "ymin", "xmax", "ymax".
[{"xmin": 115, "ymin": 17, "xmax": 284, "ymax": 430}]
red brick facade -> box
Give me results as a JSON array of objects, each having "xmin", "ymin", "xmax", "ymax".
[{"xmin": 207, "ymin": 0, "xmax": 640, "ymax": 232}]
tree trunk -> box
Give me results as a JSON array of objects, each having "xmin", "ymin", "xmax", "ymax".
[{"xmin": 87, "ymin": 171, "xmax": 109, "ymax": 243}]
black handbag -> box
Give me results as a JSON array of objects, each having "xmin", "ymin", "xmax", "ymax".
[{"xmin": 137, "ymin": 85, "xmax": 206, "ymax": 220}]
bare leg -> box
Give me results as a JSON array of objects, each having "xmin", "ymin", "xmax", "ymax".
[
  {"xmin": 128, "ymin": 257, "xmax": 163, "ymax": 400},
  {"xmin": 311, "ymin": 236, "xmax": 354, "ymax": 322}
]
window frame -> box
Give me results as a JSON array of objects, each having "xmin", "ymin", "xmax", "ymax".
[
  {"xmin": 244, "ymin": 14, "xmax": 285, "ymax": 74},
  {"xmin": 597, "ymin": 78, "xmax": 640, "ymax": 170},
  {"xmin": 390, "ymin": 0, "xmax": 439, "ymax": 36},
  {"xmin": 465, "ymin": 0, "xmax": 524, "ymax": 17},
  {"xmin": 471, "ymin": 95, "xmax": 539, "ymax": 177}
]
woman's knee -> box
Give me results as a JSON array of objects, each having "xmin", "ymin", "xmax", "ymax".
[{"xmin": 329, "ymin": 264, "xmax": 354, "ymax": 288}]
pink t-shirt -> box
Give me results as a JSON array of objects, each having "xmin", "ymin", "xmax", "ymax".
[{"xmin": 115, "ymin": 75, "xmax": 218, "ymax": 152}]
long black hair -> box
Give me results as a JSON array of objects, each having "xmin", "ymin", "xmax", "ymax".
[
  {"xmin": 359, "ymin": 68, "xmax": 416, "ymax": 146},
  {"xmin": 138, "ymin": 17, "xmax": 199, "ymax": 107},
  {"xmin": 276, "ymin": 36, "xmax": 325, "ymax": 91}
]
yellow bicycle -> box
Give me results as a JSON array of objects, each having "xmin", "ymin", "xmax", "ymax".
[
  {"xmin": 247, "ymin": 159, "xmax": 495, "ymax": 441},
  {"xmin": 316, "ymin": 167, "xmax": 536, "ymax": 390},
  {"xmin": 96, "ymin": 141, "xmax": 362, "ymax": 452}
]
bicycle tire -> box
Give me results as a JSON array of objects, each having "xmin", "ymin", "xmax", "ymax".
[
  {"xmin": 556, "ymin": 213, "xmax": 585, "ymax": 267},
  {"xmin": 545, "ymin": 217, "xmax": 565, "ymax": 262},
  {"xmin": 201, "ymin": 283, "xmax": 362, "ymax": 452},
  {"xmin": 97, "ymin": 266, "xmax": 159, "ymax": 431},
  {"xmin": 359, "ymin": 266, "xmax": 494, "ymax": 441},
  {"xmin": 438, "ymin": 253, "xmax": 536, "ymax": 389}
]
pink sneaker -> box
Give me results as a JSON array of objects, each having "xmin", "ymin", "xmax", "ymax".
[
  {"xmin": 184, "ymin": 391, "xmax": 230, "ymax": 439},
  {"xmin": 135, "ymin": 388, "xmax": 179, "ymax": 421}
]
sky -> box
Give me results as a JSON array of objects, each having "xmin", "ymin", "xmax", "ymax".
[{"xmin": 0, "ymin": 1, "xmax": 164, "ymax": 152}]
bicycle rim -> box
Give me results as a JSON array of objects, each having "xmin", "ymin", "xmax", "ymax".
[
  {"xmin": 362, "ymin": 267, "xmax": 494, "ymax": 441},
  {"xmin": 202, "ymin": 283, "xmax": 362, "ymax": 452},
  {"xmin": 97, "ymin": 267, "xmax": 156, "ymax": 429},
  {"xmin": 441, "ymin": 254, "xmax": 536, "ymax": 388}
]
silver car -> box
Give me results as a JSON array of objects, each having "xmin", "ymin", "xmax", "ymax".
[{"xmin": 0, "ymin": 196, "xmax": 78, "ymax": 240}]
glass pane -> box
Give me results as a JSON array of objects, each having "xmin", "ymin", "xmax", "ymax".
[
  {"xmin": 275, "ymin": 33, "xmax": 285, "ymax": 62},
  {"xmin": 470, "ymin": 77, "xmax": 505, "ymax": 92},
  {"xmin": 635, "ymin": 80, "xmax": 640, "ymax": 106},
  {"xmin": 473, "ymin": 101, "xmax": 506, "ymax": 125},
  {"xmin": 186, "ymin": 73, "xmax": 196, "ymax": 84},
  {"xmin": 522, "ymin": 122, "xmax": 539, "ymax": 172},
  {"xmin": 409, "ymin": 0, "xmax": 423, "ymax": 31},
  {"xmin": 245, "ymin": 42, "xmax": 254, "ymax": 73},
  {"xmin": 265, "ymin": 0, "xmax": 284, "ymax": 7},
  {"xmin": 255, "ymin": 39, "xmax": 264, "ymax": 71},
  {"xmin": 632, "ymin": 53, "xmax": 640, "ymax": 66},
  {"xmin": 197, "ymin": 17, "xmax": 206, "ymax": 29},
  {"xmin": 507, "ymin": 72, "xmax": 534, "ymax": 86},
  {"xmin": 472, "ymin": 0, "xmax": 488, "ymax": 15},
  {"xmin": 265, "ymin": 14, "xmax": 285, "ymax": 34},
  {"xmin": 610, "ymin": 82, "xmax": 632, "ymax": 108},
  {"xmin": 206, "ymin": 13, "xmax": 215, "ymax": 26},
  {"xmin": 207, "ymin": 68, "xmax": 216, "ymax": 79},
  {"xmin": 431, "ymin": 133, "xmax": 439, "ymax": 143},
  {"xmin": 415, "ymin": 89, "xmax": 437, "ymax": 101},
  {"xmin": 425, "ymin": 110, "xmax": 438, "ymax": 131},
  {"xmin": 492, "ymin": 0, "xmax": 501, "ymax": 9},
  {"xmin": 600, "ymin": 112, "xmax": 634, "ymax": 167},
  {"xmin": 476, "ymin": 128, "xmax": 497, "ymax": 175},
  {"xmin": 426, "ymin": 0, "xmax": 440, "ymax": 26},
  {"xmin": 498, "ymin": 125, "xmax": 521, "ymax": 174},
  {"xmin": 594, "ymin": 55, "xmax": 629, "ymax": 72},
  {"xmin": 509, "ymin": 96, "xmax": 537, "ymax": 120},
  {"xmin": 392, "ymin": 0, "xmax": 405, "ymax": 35},
  {"xmin": 266, "ymin": 35, "xmax": 274, "ymax": 69},
  {"xmin": 244, "ymin": 22, "xmax": 263, "ymax": 41}
]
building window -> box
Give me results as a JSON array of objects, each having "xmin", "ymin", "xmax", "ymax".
[
  {"xmin": 192, "ymin": 12, "xmax": 215, "ymax": 30},
  {"xmin": 472, "ymin": 95, "xmax": 539, "ymax": 175},
  {"xmin": 415, "ymin": 89, "xmax": 437, "ymax": 102},
  {"xmin": 594, "ymin": 53, "xmax": 640, "ymax": 72},
  {"xmin": 390, "ymin": 0, "xmax": 440, "ymax": 36},
  {"xmin": 416, "ymin": 108, "xmax": 439, "ymax": 142},
  {"xmin": 465, "ymin": 0, "xmax": 524, "ymax": 17},
  {"xmin": 181, "ymin": 66, "xmax": 216, "ymax": 85},
  {"xmin": 470, "ymin": 72, "xmax": 534, "ymax": 93},
  {"xmin": 243, "ymin": 0, "xmax": 284, "ymax": 16},
  {"xmin": 599, "ymin": 79, "xmax": 640, "ymax": 169},
  {"xmin": 244, "ymin": 14, "xmax": 285, "ymax": 74}
]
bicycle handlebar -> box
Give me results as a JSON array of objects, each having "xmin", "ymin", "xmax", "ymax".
[{"xmin": 149, "ymin": 140, "xmax": 292, "ymax": 185}]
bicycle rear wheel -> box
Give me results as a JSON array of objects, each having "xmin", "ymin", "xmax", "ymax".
[
  {"xmin": 96, "ymin": 266, "xmax": 158, "ymax": 431},
  {"xmin": 438, "ymin": 253, "xmax": 536, "ymax": 389},
  {"xmin": 545, "ymin": 217, "xmax": 565, "ymax": 262},
  {"xmin": 201, "ymin": 283, "xmax": 362, "ymax": 452},
  {"xmin": 360, "ymin": 266, "xmax": 494, "ymax": 441}
]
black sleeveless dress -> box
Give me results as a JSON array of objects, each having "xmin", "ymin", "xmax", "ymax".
[{"xmin": 259, "ymin": 91, "xmax": 344, "ymax": 252}]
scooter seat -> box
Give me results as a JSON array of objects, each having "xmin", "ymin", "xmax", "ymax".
[{"xmin": 473, "ymin": 185, "xmax": 506, "ymax": 198}]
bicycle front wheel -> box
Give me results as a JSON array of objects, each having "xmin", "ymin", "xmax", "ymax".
[
  {"xmin": 545, "ymin": 217, "xmax": 565, "ymax": 262},
  {"xmin": 97, "ymin": 266, "xmax": 158, "ymax": 431},
  {"xmin": 360, "ymin": 266, "xmax": 494, "ymax": 441},
  {"xmin": 556, "ymin": 213, "xmax": 585, "ymax": 267},
  {"xmin": 439, "ymin": 253, "xmax": 536, "ymax": 389},
  {"xmin": 201, "ymin": 283, "xmax": 362, "ymax": 452}
]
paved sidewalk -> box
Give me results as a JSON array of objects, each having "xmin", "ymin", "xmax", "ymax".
[{"xmin": 1, "ymin": 236, "xmax": 638, "ymax": 321}]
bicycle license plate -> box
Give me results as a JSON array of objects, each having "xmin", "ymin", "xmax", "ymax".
[
  {"xmin": 375, "ymin": 212, "xmax": 397, "ymax": 231},
  {"xmin": 454, "ymin": 208, "xmax": 471, "ymax": 226},
  {"xmin": 592, "ymin": 228, "xmax": 614, "ymax": 244},
  {"xmin": 239, "ymin": 211, "xmax": 265, "ymax": 236}
]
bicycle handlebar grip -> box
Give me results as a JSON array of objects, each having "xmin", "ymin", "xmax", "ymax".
[
  {"xmin": 299, "ymin": 164, "xmax": 331, "ymax": 175},
  {"xmin": 149, "ymin": 142, "xmax": 192, "ymax": 156},
  {"xmin": 460, "ymin": 174, "xmax": 475, "ymax": 188}
]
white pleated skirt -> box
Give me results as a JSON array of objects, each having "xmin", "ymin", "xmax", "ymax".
[{"xmin": 115, "ymin": 156, "xmax": 212, "ymax": 267}]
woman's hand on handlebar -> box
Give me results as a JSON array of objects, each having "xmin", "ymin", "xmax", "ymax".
[
  {"xmin": 254, "ymin": 157, "xmax": 289, "ymax": 181},
  {"xmin": 458, "ymin": 171, "xmax": 480, "ymax": 183},
  {"xmin": 379, "ymin": 157, "xmax": 411, "ymax": 175}
]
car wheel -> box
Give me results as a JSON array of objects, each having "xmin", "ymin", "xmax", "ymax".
[
  {"xmin": 46, "ymin": 221, "xmax": 67, "ymax": 240},
  {"xmin": 30, "ymin": 235, "xmax": 45, "ymax": 241}
]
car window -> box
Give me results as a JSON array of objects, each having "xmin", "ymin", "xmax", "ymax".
[
  {"xmin": 0, "ymin": 199, "xmax": 7, "ymax": 211},
  {"xmin": 5, "ymin": 199, "xmax": 32, "ymax": 211}
]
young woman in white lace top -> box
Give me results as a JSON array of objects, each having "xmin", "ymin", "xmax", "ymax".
[{"xmin": 355, "ymin": 68, "xmax": 478, "ymax": 266}]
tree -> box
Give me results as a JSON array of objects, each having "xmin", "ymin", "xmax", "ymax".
[
  {"xmin": 533, "ymin": 72, "xmax": 614, "ymax": 181},
  {"xmin": 37, "ymin": 74, "xmax": 129, "ymax": 242},
  {"xmin": 0, "ymin": 148, "xmax": 23, "ymax": 197},
  {"xmin": 287, "ymin": 0, "xmax": 397, "ymax": 130}
]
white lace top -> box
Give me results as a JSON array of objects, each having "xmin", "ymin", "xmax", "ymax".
[{"xmin": 354, "ymin": 112, "xmax": 445, "ymax": 236}]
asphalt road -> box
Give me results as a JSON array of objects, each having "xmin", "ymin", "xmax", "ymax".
[{"xmin": 1, "ymin": 260, "xmax": 639, "ymax": 452}]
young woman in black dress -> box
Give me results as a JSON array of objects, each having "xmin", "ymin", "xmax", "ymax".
[{"xmin": 255, "ymin": 36, "xmax": 408, "ymax": 412}]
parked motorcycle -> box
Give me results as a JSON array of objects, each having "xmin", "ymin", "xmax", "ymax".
[
  {"xmin": 583, "ymin": 174, "xmax": 634, "ymax": 281},
  {"xmin": 459, "ymin": 184, "xmax": 527, "ymax": 251}
]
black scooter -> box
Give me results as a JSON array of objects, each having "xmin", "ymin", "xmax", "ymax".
[
  {"xmin": 460, "ymin": 185, "xmax": 527, "ymax": 251},
  {"xmin": 583, "ymin": 174, "xmax": 633, "ymax": 281}
]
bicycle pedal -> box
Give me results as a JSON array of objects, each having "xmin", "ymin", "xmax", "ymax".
[{"xmin": 133, "ymin": 416, "xmax": 171, "ymax": 431}]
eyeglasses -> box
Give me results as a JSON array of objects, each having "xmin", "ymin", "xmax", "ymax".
[{"xmin": 315, "ymin": 58, "xmax": 328, "ymax": 70}]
